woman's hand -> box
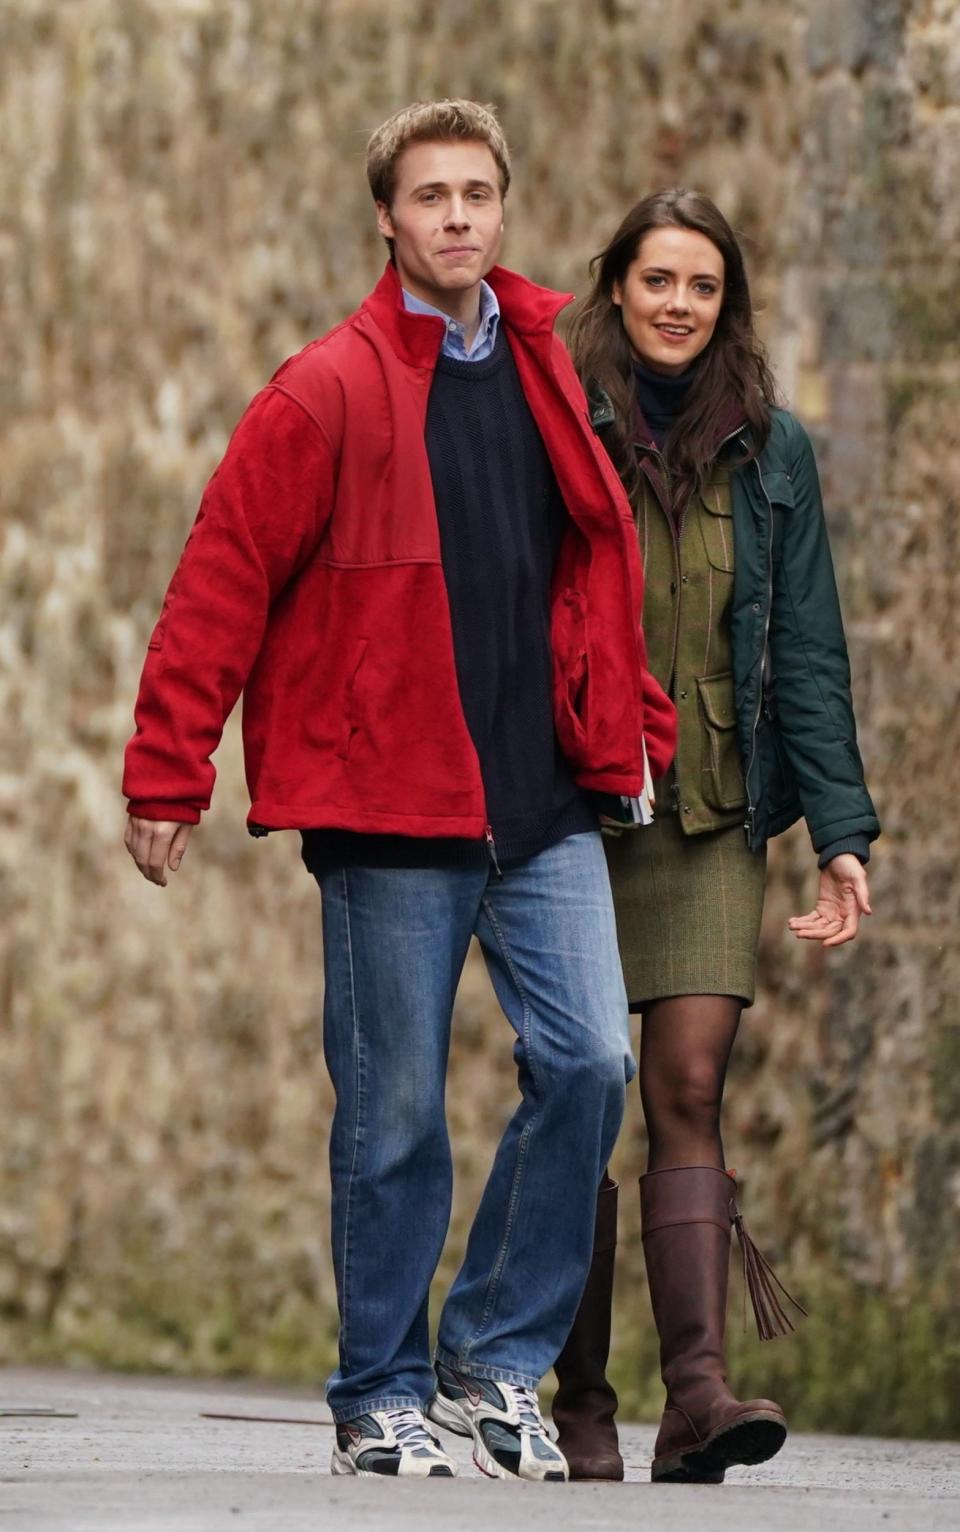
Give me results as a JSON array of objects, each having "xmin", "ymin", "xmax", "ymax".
[{"xmin": 788, "ymin": 853, "xmax": 872, "ymax": 947}]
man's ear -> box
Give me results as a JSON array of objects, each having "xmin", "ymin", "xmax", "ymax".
[{"xmin": 376, "ymin": 201, "xmax": 395, "ymax": 240}]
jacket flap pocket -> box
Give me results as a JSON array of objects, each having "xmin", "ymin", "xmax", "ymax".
[
  {"xmin": 762, "ymin": 469, "xmax": 796, "ymax": 509},
  {"xmin": 702, "ymin": 464, "xmax": 732, "ymax": 516},
  {"xmin": 697, "ymin": 673, "xmax": 737, "ymax": 730},
  {"xmin": 702, "ymin": 487, "xmax": 733, "ymax": 518}
]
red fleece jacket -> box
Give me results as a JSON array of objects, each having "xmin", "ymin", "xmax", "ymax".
[{"xmin": 124, "ymin": 263, "xmax": 676, "ymax": 836}]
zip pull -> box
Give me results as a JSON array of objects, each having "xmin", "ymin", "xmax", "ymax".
[{"xmin": 484, "ymin": 825, "xmax": 503, "ymax": 879}]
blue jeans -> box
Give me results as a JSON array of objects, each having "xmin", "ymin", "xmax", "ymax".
[{"xmin": 316, "ymin": 830, "xmax": 633, "ymax": 1424}]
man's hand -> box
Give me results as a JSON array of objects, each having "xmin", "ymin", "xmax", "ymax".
[
  {"xmin": 787, "ymin": 853, "xmax": 872, "ymax": 948},
  {"xmin": 124, "ymin": 817, "xmax": 194, "ymax": 886}
]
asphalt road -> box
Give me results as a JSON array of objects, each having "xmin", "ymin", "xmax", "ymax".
[{"xmin": 1, "ymin": 1367, "xmax": 958, "ymax": 1531}]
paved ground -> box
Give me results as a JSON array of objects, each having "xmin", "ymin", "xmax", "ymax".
[{"xmin": 1, "ymin": 1368, "xmax": 958, "ymax": 1531}]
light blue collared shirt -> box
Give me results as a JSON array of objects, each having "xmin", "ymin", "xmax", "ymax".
[{"xmin": 402, "ymin": 280, "xmax": 501, "ymax": 362}]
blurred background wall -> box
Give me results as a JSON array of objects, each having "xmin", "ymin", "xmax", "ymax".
[{"xmin": 1, "ymin": 0, "xmax": 958, "ymax": 1435}]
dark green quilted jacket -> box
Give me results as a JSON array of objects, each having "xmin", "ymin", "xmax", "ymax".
[
  {"xmin": 592, "ymin": 396, "xmax": 880, "ymax": 855},
  {"xmin": 727, "ymin": 408, "xmax": 879, "ymax": 853}
]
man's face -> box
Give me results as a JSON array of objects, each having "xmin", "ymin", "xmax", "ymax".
[{"xmin": 377, "ymin": 139, "xmax": 504, "ymax": 305}]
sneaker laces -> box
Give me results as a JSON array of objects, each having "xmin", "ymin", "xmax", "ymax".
[
  {"xmin": 382, "ymin": 1406, "xmax": 438, "ymax": 1448},
  {"xmin": 512, "ymin": 1386, "xmax": 546, "ymax": 1436}
]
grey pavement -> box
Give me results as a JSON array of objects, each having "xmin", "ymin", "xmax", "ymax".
[{"xmin": 1, "ymin": 1367, "xmax": 958, "ymax": 1531}]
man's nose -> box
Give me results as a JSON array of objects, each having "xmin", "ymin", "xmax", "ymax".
[{"xmin": 444, "ymin": 196, "xmax": 472, "ymax": 228}]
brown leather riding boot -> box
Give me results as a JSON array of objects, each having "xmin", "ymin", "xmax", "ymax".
[
  {"xmin": 551, "ymin": 1175, "xmax": 624, "ymax": 1481},
  {"xmin": 640, "ymin": 1165, "xmax": 804, "ymax": 1484}
]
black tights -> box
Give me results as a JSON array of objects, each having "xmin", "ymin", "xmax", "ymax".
[{"xmin": 637, "ymin": 994, "xmax": 743, "ymax": 1172}]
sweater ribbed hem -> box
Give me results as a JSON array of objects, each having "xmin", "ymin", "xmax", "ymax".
[{"xmin": 300, "ymin": 792, "xmax": 597, "ymax": 875}]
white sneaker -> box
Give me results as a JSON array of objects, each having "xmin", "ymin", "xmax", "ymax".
[
  {"xmin": 331, "ymin": 1405, "xmax": 459, "ymax": 1478},
  {"xmin": 427, "ymin": 1360, "xmax": 568, "ymax": 1481}
]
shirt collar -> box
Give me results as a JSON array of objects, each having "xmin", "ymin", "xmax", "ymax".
[{"xmin": 401, "ymin": 279, "xmax": 500, "ymax": 353}]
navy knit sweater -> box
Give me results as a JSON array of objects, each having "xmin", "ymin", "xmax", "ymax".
[{"xmin": 302, "ymin": 328, "xmax": 595, "ymax": 873}]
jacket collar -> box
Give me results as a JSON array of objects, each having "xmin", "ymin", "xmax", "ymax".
[
  {"xmin": 360, "ymin": 261, "xmax": 572, "ymax": 368},
  {"xmin": 589, "ymin": 386, "xmax": 616, "ymax": 431}
]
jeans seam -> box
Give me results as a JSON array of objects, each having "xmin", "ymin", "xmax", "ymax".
[
  {"xmin": 434, "ymin": 1347, "xmax": 539, "ymax": 1390},
  {"xmin": 338, "ymin": 866, "xmax": 365, "ymax": 1370},
  {"xmin": 464, "ymin": 894, "xmax": 540, "ymax": 1355},
  {"xmin": 331, "ymin": 1393, "xmax": 426, "ymax": 1425}
]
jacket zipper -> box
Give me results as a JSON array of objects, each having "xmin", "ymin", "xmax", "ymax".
[
  {"xmin": 742, "ymin": 448, "xmax": 774, "ymax": 845},
  {"xmin": 554, "ymin": 361, "xmax": 646, "ymax": 778},
  {"xmin": 484, "ymin": 824, "xmax": 503, "ymax": 878}
]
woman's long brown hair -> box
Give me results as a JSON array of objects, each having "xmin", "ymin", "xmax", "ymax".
[{"xmin": 567, "ymin": 188, "xmax": 779, "ymax": 504}]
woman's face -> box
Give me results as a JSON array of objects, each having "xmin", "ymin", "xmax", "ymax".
[{"xmin": 613, "ymin": 225, "xmax": 725, "ymax": 376}]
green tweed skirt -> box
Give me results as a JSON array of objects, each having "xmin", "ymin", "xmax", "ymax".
[{"xmin": 603, "ymin": 805, "xmax": 767, "ymax": 1008}]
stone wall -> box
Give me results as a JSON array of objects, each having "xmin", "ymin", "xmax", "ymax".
[{"xmin": 1, "ymin": 0, "xmax": 957, "ymax": 1434}]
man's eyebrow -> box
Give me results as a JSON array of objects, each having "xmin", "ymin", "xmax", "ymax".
[{"xmin": 409, "ymin": 178, "xmax": 497, "ymax": 194}]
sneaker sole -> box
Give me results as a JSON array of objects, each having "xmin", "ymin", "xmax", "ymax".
[
  {"xmin": 428, "ymin": 1390, "xmax": 567, "ymax": 1482},
  {"xmin": 331, "ymin": 1447, "xmax": 456, "ymax": 1479}
]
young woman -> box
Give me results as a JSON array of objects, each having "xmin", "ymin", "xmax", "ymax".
[{"xmin": 550, "ymin": 189, "xmax": 880, "ymax": 1484}]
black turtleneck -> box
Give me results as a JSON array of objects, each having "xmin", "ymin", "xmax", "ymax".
[{"xmin": 632, "ymin": 359, "xmax": 696, "ymax": 449}]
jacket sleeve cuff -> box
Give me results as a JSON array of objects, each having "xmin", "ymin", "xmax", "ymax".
[
  {"xmin": 127, "ymin": 801, "xmax": 202, "ymax": 824},
  {"xmin": 817, "ymin": 834, "xmax": 870, "ymax": 869}
]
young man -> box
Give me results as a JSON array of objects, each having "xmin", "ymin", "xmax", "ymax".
[{"xmin": 124, "ymin": 100, "xmax": 676, "ymax": 1482}]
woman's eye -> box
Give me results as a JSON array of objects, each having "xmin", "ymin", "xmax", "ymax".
[{"xmin": 645, "ymin": 276, "xmax": 666, "ymax": 288}]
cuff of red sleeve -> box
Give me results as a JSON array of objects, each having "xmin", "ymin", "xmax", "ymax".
[{"xmin": 126, "ymin": 800, "xmax": 202, "ymax": 824}]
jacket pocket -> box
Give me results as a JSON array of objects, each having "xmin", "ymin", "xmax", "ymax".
[
  {"xmin": 699, "ymin": 488, "xmax": 735, "ymax": 573},
  {"xmin": 553, "ymin": 588, "xmax": 589, "ymax": 753},
  {"xmin": 336, "ymin": 638, "xmax": 369, "ymax": 761},
  {"xmin": 564, "ymin": 647, "xmax": 589, "ymax": 746},
  {"xmin": 763, "ymin": 470, "xmax": 796, "ymax": 567},
  {"xmin": 697, "ymin": 672, "xmax": 746, "ymax": 811},
  {"xmin": 761, "ymin": 469, "xmax": 796, "ymax": 510}
]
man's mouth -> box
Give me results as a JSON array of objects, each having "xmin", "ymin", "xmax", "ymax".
[{"xmin": 438, "ymin": 245, "xmax": 480, "ymax": 256}]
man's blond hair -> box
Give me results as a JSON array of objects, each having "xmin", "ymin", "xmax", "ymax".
[{"xmin": 366, "ymin": 99, "xmax": 512, "ymax": 207}]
